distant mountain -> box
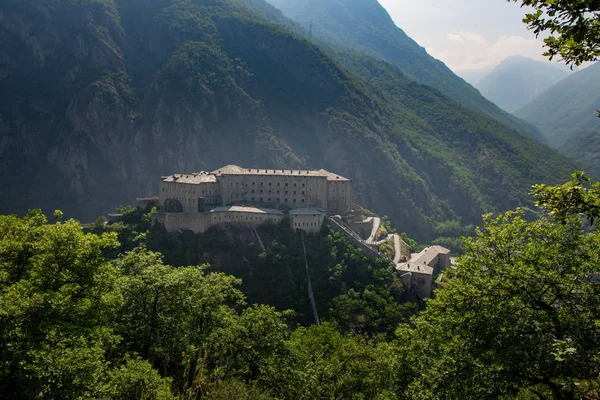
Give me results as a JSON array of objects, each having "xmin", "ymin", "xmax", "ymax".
[
  {"xmin": 265, "ymin": 0, "xmax": 547, "ymax": 143},
  {"xmin": 515, "ymin": 62, "xmax": 600, "ymax": 175},
  {"xmin": 0, "ymin": 0, "xmax": 575, "ymax": 242},
  {"xmin": 477, "ymin": 56, "xmax": 568, "ymax": 113}
]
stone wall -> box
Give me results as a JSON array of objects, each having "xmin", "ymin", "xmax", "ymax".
[
  {"xmin": 326, "ymin": 217, "xmax": 381, "ymax": 259},
  {"xmin": 153, "ymin": 212, "xmax": 211, "ymax": 233},
  {"xmin": 291, "ymin": 213, "xmax": 325, "ymax": 234},
  {"xmin": 210, "ymin": 209, "xmax": 285, "ymax": 226},
  {"xmin": 219, "ymin": 173, "xmax": 330, "ymax": 210},
  {"xmin": 327, "ymin": 180, "xmax": 352, "ymax": 215},
  {"xmin": 400, "ymin": 270, "xmax": 432, "ymax": 299},
  {"xmin": 159, "ymin": 181, "xmax": 220, "ymax": 213},
  {"xmin": 135, "ymin": 197, "xmax": 159, "ymax": 210},
  {"xmin": 154, "ymin": 208, "xmax": 285, "ymax": 233},
  {"xmin": 350, "ymin": 218, "xmax": 374, "ymax": 240},
  {"xmin": 349, "ymin": 203, "xmax": 364, "ymax": 222}
]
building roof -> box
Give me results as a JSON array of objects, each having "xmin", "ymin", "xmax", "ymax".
[
  {"xmin": 396, "ymin": 263, "xmax": 434, "ymax": 275},
  {"xmin": 289, "ymin": 207, "xmax": 326, "ymax": 215},
  {"xmin": 210, "ymin": 206, "xmax": 284, "ymax": 215},
  {"xmin": 211, "ymin": 165, "xmax": 350, "ymax": 182},
  {"xmin": 396, "ymin": 245, "xmax": 450, "ymax": 275},
  {"xmin": 161, "ymin": 172, "xmax": 217, "ymax": 184},
  {"xmin": 316, "ymin": 169, "xmax": 351, "ymax": 182},
  {"xmin": 410, "ymin": 246, "xmax": 450, "ymax": 266}
]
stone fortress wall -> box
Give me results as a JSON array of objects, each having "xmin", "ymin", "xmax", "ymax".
[
  {"xmin": 150, "ymin": 164, "xmax": 451, "ymax": 299},
  {"xmin": 290, "ymin": 208, "xmax": 327, "ymax": 234},
  {"xmin": 159, "ymin": 166, "xmax": 352, "ymax": 216},
  {"xmin": 153, "ymin": 212, "xmax": 212, "ymax": 232},
  {"xmin": 217, "ymin": 169, "xmax": 332, "ymax": 212},
  {"xmin": 155, "ymin": 165, "xmax": 352, "ymax": 234},
  {"xmin": 154, "ymin": 206, "xmax": 286, "ymax": 232},
  {"xmin": 210, "ymin": 206, "xmax": 285, "ymax": 226}
]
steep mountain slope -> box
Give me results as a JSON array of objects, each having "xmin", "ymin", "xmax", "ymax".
[
  {"xmin": 0, "ymin": 0, "xmax": 575, "ymax": 241},
  {"xmin": 265, "ymin": 0, "xmax": 546, "ymax": 143},
  {"xmin": 515, "ymin": 62, "xmax": 600, "ymax": 175},
  {"xmin": 476, "ymin": 56, "xmax": 568, "ymax": 113}
]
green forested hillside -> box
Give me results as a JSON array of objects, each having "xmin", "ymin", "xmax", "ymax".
[
  {"xmin": 265, "ymin": 0, "xmax": 547, "ymax": 142},
  {"xmin": 2, "ymin": 173, "xmax": 600, "ymax": 398},
  {"xmin": 515, "ymin": 62, "xmax": 600, "ymax": 176},
  {"xmin": 476, "ymin": 56, "xmax": 568, "ymax": 113},
  {"xmin": 0, "ymin": 0, "xmax": 575, "ymax": 241}
]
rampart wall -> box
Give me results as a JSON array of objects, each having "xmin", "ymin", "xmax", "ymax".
[
  {"xmin": 350, "ymin": 219, "xmax": 375, "ymax": 240},
  {"xmin": 326, "ymin": 218, "xmax": 381, "ymax": 259}
]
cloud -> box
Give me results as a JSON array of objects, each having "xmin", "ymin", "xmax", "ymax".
[
  {"xmin": 427, "ymin": 32, "xmax": 549, "ymax": 82},
  {"xmin": 376, "ymin": 0, "xmax": 563, "ymax": 83},
  {"xmin": 447, "ymin": 32, "xmax": 486, "ymax": 45}
]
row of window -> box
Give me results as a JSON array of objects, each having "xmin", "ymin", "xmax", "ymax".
[
  {"xmin": 170, "ymin": 218, "xmax": 206, "ymax": 225},
  {"xmin": 250, "ymin": 197, "xmax": 305, "ymax": 204},
  {"xmin": 162, "ymin": 188, "xmax": 217, "ymax": 195},
  {"xmin": 294, "ymin": 222, "xmax": 319, "ymax": 227},
  {"xmin": 247, "ymin": 182, "xmax": 306, "ymax": 188},
  {"xmin": 251, "ymin": 190, "xmax": 305, "ymax": 195},
  {"xmin": 214, "ymin": 215, "xmax": 281, "ymax": 222}
]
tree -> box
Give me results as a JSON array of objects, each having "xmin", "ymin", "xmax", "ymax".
[
  {"xmin": 509, "ymin": 0, "xmax": 600, "ymax": 67},
  {"xmin": 533, "ymin": 171, "xmax": 600, "ymax": 226},
  {"xmin": 116, "ymin": 247, "xmax": 245, "ymax": 388},
  {"xmin": 265, "ymin": 323, "xmax": 397, "ymax": 399},
  {"xmin": 396, "ymin": 208, "xmax": 600, "ymax": 399},
  {"xmin": 0, "ymin": 211, "xmax": 173, "ymax": 399}
]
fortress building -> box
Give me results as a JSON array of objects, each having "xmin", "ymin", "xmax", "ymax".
[
  {"xmin": 153, "ymin": 165, "xmax": 353, "ymax": 233},
  {"xmin": 396, "ymin": 246, "xmax": 451, "ymax": 298},
  {"xmin": 145, "ymin": 164, "xmax": 451, "ymax": 298}
]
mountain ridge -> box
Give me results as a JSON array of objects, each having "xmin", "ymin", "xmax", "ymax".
[
  {"xmin": 265, "ymin": 0, "xmax": 547, "ymax": 143},
  {"xmin": 515, "ymin": 62, "xmax": 600, "ymax": 176},
  {"xmin": 0, "ymin": 0, "xmax": 576, "ymax": 241},
  {"xmin": 476, "ymin": 55, "xmax": 568, "ymax": 113}
]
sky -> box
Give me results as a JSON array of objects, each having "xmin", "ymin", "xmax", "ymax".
[{"xmin": 377, "ymin": 0, "xmax": 572, "ymax": 84}]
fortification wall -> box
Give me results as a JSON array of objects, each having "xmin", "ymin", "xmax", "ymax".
[
  {"xmin": 220, "ymin": 173, "xmax": 329, "ymax": 210},
  {"xmin": 326, "ymin": 218, "xmax": 381, "ymax": 259},
  {"xmin": 210, "ymin": 210, "xmax": 284, "ymax": 226},
  {"xmin": 349, "ymin": 203, "xmax": 364, "ymax": 222},
  {"xmin": 159, "ymin": 181, "xmax": 220, "ymax": 212},
  {"xmin": 350, "ymin": 219, "xmax": 375, "ymax": 240},
  {"xmin": 291, "ymin": 213, "xmax": 324, "ymax": 233},
  {"xmin": 153, "ymin": 212, "xmax": 211, "ymax": 233},
  {"xmin": 327, "ymin": 180, "xmax": 352, "ymax": 215},
  {"xmin": 136, "ymin": 197, "xmax": 159, "ymax": 210}
]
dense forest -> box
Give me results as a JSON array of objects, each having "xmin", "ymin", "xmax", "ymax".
[{"xmin": 1, "ymin": 172, "xmax": 599, "ymax": 399}]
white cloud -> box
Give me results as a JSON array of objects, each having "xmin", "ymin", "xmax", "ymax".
[
  {"xmin": 376, "ymin": 0, "xmax": 571, "ymax": 83},
  {"xmin": 429, "ymin": 32, "xmax": 548, "ymax": 82}
]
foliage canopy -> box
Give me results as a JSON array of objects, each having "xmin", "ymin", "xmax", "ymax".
[{"xmin": 509, "ymin": 0, "xmax": 600, "ymax": 67}]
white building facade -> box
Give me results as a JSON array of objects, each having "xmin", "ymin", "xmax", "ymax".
[{"xmin": 154, "ymin": 165, "xmax": 352, "ymax": 233}]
